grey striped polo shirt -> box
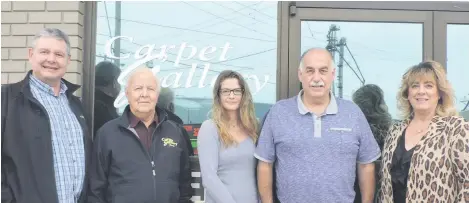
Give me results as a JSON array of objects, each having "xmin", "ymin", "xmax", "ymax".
[{"xmin": 255, "ymin": 90, "xmax": 380, "ymax": 203}]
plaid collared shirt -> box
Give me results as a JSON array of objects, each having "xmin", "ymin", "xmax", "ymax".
[{"xmin": 29, "ymin": 74, "xmax": 85, "ymax": 203}]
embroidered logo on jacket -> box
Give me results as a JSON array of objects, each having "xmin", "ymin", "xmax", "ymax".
[{"xmin": 161, "ymin": 138, "xmax": 178, "ymax": 147}]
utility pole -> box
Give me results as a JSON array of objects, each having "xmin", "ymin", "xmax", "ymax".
[
  {"xmin": 114, "ymin": 1, "xmax": 122, "ymax": 67},
  {"xmin": 337, "ymin": 38, "xmax": 346, "ymax": 99},
  {"xmin": 326, "ymin": 24, "xmax": 340, "ymax": 96}
]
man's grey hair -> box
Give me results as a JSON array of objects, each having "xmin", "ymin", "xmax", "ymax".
[
  {"xmin": 158, "ymin": 87, "xmax": 175, "ymax": 110},
  {"xmin": 32, "ymin": 28, "xmax": 71, "ymax": 56},
  {"xmin": 298, "ymin": 47, "xmax": 336, "ymax": 70}
]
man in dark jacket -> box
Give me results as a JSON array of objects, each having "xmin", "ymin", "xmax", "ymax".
[
  {"xmin": 88, "ymin": 67, "xmax": 193, "ymax": 203},
  {"xmin": 93, "ymin": 61, "xmax": 121, "ymax": 136},
  {"xmin": 1, "ymin": 28, "xmax": 91, "ymax": 203}
]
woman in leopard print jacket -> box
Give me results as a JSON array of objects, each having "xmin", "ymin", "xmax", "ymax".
[{"xmin": 379, "ymin": 60, "xmax": 469, "ymax": 203}]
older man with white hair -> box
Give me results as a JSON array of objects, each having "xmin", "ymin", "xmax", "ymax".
[
  {"xmin": 88, "ymin": 67, "xmax": 193, "ymax": 203},
  {"xmin": 1, "ymin": 28, "xmax": 91, "ymax": 203}
]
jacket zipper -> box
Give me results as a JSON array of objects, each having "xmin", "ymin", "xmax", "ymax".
[
  {"xmin": 24, "ymin": 93, "xmax": 60, "ymax": 203},
  {"xmin": 124, "ymin": 113, "xmax": 166, "ymax": 201},
  {"xmin": 129, "ymin": 121, "xmax": 164, "ymax": 201},
  {"xmin": 150, "ymin": 121, "xmax": 163, "ymax": 201},
  {"xmin": 151, "ymin": 160, "xmax": 157, "ymax": 200}
]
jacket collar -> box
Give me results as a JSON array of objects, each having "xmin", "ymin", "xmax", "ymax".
[
  {"xmin": 117, "ymin": 105, "xmax": 169, "ymax": 128},
  {"xmin": 128, "ymin": 109, "xmax": 159, "ymax": 128},
  {"xmin": 398, "ymin": 115, "xmax": 443, "ymax": 130},
  {"xmin": 14, "ymin": 70, "xmax": 81, "ymax": 98}
]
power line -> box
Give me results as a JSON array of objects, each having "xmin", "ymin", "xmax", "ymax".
[
  {"xmin": 345, "ymin": 44, "xmax": 364, "ymax": 83},
  {"xmin": 337, "ymin": 50, "xmax": 365, "ymax": 85},
  {"xmin": 96, "ymin": 2, "xmax": 276, "ymax": 70},
  {"xmin": 103, "ymin": 2, "xmax": 113, "ymax": 41},
  {"xmin": 233, "ymin": 1, "xmax": 275, "ymax": 20},
  {"xmin": 98, "ymin": 16, "xmax": 276, "ymax": 43},
  {"xmin": 305, "ymin": 28, "xmax": 402, "ymax": 57},
  {"xmin": 211, "ymin": 1, "xmax": 272, "ymax": 26},
  {"xmin": 303, "ymin": 33, "xmax": 415, "ymax": 63},
  {"xmin": 135, "ymin": 1, "xmax": 266, "ymax": 44},
  {"xmin": 306, "ymin": 22, "xmax": 316, "ymax": 38},
  {"xmin": 211, "ymin": 48, "xmax": 276, "ymax": 64},
  {"xmin": 123, "ymin": 19, "xmax": 276, "ymax": 71},
  {"xmin": 182, "ymin": 2, "xmax": 275, "ymax": 39},
  {"xmin": 304, "ymin": 26, "xmax": 416, "ymax": 61},
  {"xmin": 155, "ymin": 3, "xmax": 275, "ymax": 52},
  {"xmin": 103, "ymin": 2, "xmax": 113, "ymax": 61}
]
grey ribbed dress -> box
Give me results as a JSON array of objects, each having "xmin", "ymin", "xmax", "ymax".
[{"xmin": 197, "ymin": 120, "xmax": 259, "ymax": 203}]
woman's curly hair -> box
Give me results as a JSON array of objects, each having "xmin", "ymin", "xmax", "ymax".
[{"xmin": 352, "ymin": 84, "xmax": 393, "ymax": 150}]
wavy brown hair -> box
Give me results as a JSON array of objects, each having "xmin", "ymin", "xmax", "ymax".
[
  {"xmin": 211, "ymin": 70, "xmax": 258, "ymax": 147},
  {"xmin": 397, "ymin": 60, "xmax": 457, "ymax": 119},
  {"xmin": 352, "ymin": 84, "xmax": 392, "ymax": 150}
]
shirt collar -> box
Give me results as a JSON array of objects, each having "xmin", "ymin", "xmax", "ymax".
[
  {"xmin": 297, "ymin": 89, "xmax": 338, "ymax": 115},
  {"xmin": 128, "ymin": 110, "xmax": 158, "ymax": 128},
  {"xmin": 29, "ymin": 73, "xmax": 67, "ymax": 96}
]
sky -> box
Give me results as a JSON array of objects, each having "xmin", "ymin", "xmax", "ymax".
[{"xmin": 95, "ymin": 1, "xmax": 468, "ymax": 120}]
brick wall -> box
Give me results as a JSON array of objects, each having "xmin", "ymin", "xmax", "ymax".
[{"xmin": 1, "ymin": 1, "xmax": 85, "ymax": 96}]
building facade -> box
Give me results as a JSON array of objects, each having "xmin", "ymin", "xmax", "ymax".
[
  {"xmin": 2, "ymin": 1, "xmax": 84, "ymax": 92},
  {"xmin": 2, "ymin": 1, "xmax": 469, "ymax": 201}
]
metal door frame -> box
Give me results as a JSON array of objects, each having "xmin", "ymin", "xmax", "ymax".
[
  {"xmin": 433, "ymin": 11, "xmax": 469, "ymax": 68},
  {"xmin": 283, "ymin": 5, "xmax": 433, "ymax": 97}
]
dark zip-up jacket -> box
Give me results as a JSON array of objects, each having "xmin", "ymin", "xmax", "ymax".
[
  {"xmin": 88, "ymin": 106, "xmax": 193, "ymax": 203},
  {"xmin": 1, "ymin": 71, "xmax": 92, "ymax": 203}
]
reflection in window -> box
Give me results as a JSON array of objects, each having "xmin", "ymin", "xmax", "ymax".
[
  {"xmin": 301, "ymin": 21, "xmax": 423, "ymax": 119},
  {"xmin": 93, "ymin": 2, "xmax": 278, "ymax": 169},
  {"xmin": 94, "ymin": 1, "xmax": 277, "ymax": 127},
  {"xmin": 447, "ymin": 24, "xmax": 469, "ymax": 120}
]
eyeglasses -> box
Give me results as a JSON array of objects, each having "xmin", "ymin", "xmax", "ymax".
[{"xmin": 219, "ymin": 88, "xmax": 244, "ymax": 96}]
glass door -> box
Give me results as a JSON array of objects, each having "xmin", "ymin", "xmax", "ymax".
[
  {"xmin": 434, "ymin": 11, "xmax": 469, "ymax": 119},
  {"xmin": 287, "ymin": 7, "xmax": 433, "ymax": 120}
]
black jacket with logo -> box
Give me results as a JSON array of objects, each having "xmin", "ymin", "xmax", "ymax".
[
  {"xmin": 162, "ymin": 108, "xmax": 194, "ymax": 156},
  {"xmin": 87, "ymin": 106, "xmax": 193, "ymax": 203},
  {"xmin": 1, "ymin": 71, "xmax": 92, "ymax": 203}
]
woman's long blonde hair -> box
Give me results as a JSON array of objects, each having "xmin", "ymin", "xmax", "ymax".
[
  {"xmin": 397, "ymin": 60, "xmax": 457, "ymax": 119},
  {"xmin": 211, "ymin": 70, "xmax": 258, "ymax": 147}
]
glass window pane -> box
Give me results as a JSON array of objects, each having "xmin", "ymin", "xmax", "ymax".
[
  {"xmin": 447, "ymin": 24, "xmax": 469, "ymax": 120},
  {"xmin": 93, "ymin": 1, "xmax": 278, "ymax": 152},
  {"xmin": 301, "ymin": 21, "xmax": 423, "ymax": 119}
]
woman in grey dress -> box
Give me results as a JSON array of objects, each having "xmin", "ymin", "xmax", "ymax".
[{"xmin": 197, "ymin": 70, "xmax": 259, "ymax": 203}]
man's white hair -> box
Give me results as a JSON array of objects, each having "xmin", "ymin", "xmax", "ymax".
[
  {"xmin": 125, "ymin": 66, "xmax": 161, "ymax": 92},
  {"xmin": 298, "ymin": 47, "xmax": 336, "ymax": 70}
]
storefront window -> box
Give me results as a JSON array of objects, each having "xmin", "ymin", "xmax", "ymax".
[
  {"xmin": 93, "ymin": 2, "xmax": 278, "ymax": 154},
  {"xmin": 447, "ymin": 24, "xmax": 469, "ymax": 119},
  {"xmin": 301, "ymin": 21, "xmax": 423, "ymax": 119}
]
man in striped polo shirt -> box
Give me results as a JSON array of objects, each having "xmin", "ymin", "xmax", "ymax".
[{"xmin": 255, "ymin": 48, "xmax": 380, "ymax": 203}]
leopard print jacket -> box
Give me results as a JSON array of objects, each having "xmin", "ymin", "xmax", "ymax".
[{"xmin": 379, "ymin": 116, "xmax": 469, "ymax": 203}]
